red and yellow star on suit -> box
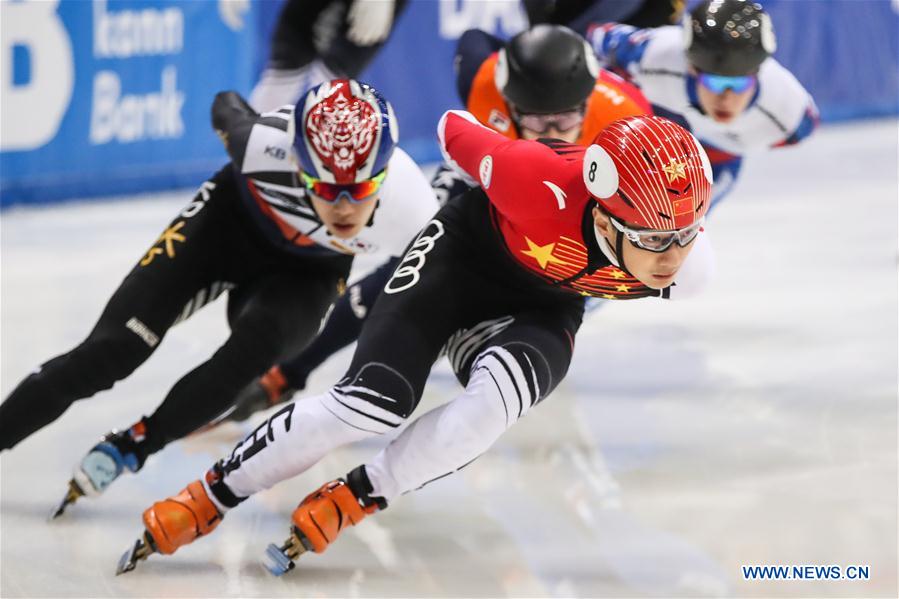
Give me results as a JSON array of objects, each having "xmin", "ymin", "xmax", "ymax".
[{"xmin": 440, "ymin": 111, "xmax": 663, "ymax": 300}]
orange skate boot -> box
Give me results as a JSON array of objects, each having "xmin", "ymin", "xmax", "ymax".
[
  {"xmin": 264, "ymin": 478, "xmax": 378, "ymax": 575},
  {"xmin": 116, "ymin": 480, "xmax": 223, "ymax": 574}
]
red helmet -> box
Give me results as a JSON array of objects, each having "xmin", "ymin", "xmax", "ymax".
[
  {"xmin": 294, "ymin": 79, "xmax": 398, "ymax": 185},
  {"xmin": 582, "ymin": 115, "xmax": 712, "ymax": 230}
]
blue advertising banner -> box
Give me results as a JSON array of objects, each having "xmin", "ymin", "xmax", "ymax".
[
  {"xmin": 2, "ymin": 0, "xmax": 897, "ymax": 208},
  {"xmin": 761, "ymin": 0, "xmax": 899, "ymax": 122},
  {"xmin": 1, "ymin": 0, "xmax": 260, "ymax": 206}
]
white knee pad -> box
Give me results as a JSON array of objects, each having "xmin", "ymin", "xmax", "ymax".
[
  {"xmin": 322, "ymin": 362, "xmax": 415, "ymax": 434},
  {"xmin": 365, "ymin": 346, "xmax": 532, "ymax": 502}
]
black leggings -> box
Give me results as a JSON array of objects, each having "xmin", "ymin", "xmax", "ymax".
[
  {"xmin": 278, "ymin": 257, "xmax": 398, "ymax": 390},
  {"xmin": 0, "ymin": 167, "xmax": 350, "ymax": 451}
]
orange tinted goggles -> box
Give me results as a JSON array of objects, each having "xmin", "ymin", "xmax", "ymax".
[{"xmin": 300, "ymin": 169, "xmax": 386, "ymax": 203}]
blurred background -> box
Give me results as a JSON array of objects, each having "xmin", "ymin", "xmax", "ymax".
[{"xmin": 1, "ymin": 0, "xmax": 897, "ymax": 206}]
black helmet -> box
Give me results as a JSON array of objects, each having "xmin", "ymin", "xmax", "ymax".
[
  {"xmin": 684, "ymin": 0, "xmax": 776, "ymax": 76},
  {"xmin": 495, "ymin": 24, "xmax": 599, "ymax": 114}
]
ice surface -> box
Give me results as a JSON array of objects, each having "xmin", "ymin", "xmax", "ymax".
[{"xmin": 1, "ymin": 120, "xmax": 896, "ymax": 597}]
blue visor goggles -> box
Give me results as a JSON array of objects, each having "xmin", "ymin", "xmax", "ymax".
[{"xmin": 697, "ymin": 72, "xmax": 757, "ymax": 94}]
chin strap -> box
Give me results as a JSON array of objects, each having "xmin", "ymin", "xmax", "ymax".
[
  {"xmin": 614, "ymin": 230, "xmax": 629, "ymax": 274},
  {"xmin": 594, "ymin": 222, "xmax": 627, "ymax": 273}
]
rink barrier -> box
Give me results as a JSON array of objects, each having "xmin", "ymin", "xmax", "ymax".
[{"xmin": 1, "ymin": 0, "xmax": 897, "ymax": 207}]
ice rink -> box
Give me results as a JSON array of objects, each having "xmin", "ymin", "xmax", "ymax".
[{"xmin": 1, "ymin": 119, "xmax": 897, "ymax": 598}]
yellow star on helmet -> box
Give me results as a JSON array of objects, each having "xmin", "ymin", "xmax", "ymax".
[
  {"xmin": 662, "ymin": 159, "xmax": 688, "ymax": 183},
  {"xmin": 521, "ymin": 237, "xmax": 568, "ymax": 270}
]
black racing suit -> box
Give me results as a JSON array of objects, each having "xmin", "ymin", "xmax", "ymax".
[{"xmin": 0, "ymin": 101, "xmax": 352, "ymax": 452}]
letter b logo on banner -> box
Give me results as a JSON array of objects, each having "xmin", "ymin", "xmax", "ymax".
[{"xmin": 1, "ymin": 0, "xmax": 74, "ymax": 151}]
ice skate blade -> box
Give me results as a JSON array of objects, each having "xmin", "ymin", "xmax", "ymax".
[
  {"xmin": 263, "ymin": 531, "xmax": 312, "ymax": 576},
  {"xmin": 49, "ymin": 480, "xmax": 85, "ymax": 520},
  {"xmin": 264, "ymin": 543, "xmax": 296, "ymax": 576},
  {"xmin": 116, "ymin": 534, "xmax": 154, "ymax": 575}
]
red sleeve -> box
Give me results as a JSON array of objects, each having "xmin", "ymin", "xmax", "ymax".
[
  {"xmin": 437, "ymin": 110, "xmax": 584, "ymax": 222},
  {"xmin": 437, "ymin": 110, "xmax": 507, "ymax": 184}
]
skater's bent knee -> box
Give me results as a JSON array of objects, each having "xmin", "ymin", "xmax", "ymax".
[
  {"xmin": 471, "ymin": 343, "xmax": 554, "ymax": 421},
  {"xmin": 339, "ymin": 362, "xmax": 417, "ymax": 417},
  {"xmin": 321, "ymin": 363, "xmax": 418, "ymax": 434},
  {"xmin": 64, "ymin": 335, "xmax": 153, "ymax": 392}
]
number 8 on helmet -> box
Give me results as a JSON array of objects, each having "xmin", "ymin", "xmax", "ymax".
[{"xmin": 583, "ymin": 114, "xmax": 713, "ymax": 231}]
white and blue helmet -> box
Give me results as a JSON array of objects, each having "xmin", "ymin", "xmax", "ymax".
[{"xmin": 293, "ymin": 79, "xmax": 399, "ymax": 184}]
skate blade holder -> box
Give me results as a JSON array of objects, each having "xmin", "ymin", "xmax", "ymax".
[
  {"xmin": 49, "ymin": 480, "xmax": 86, "ymax": 520},
  {"xmin": 263, "ymin": 528, "xmax": 313, "ymax": 576},
  {"xmin": 116, "ymin": 532, "xmax": 156, "ymax": 575}
]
